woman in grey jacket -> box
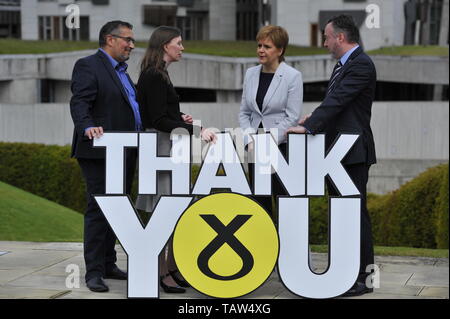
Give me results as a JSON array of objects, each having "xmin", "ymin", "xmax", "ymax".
[{"xmin": 239, "ymin": 25, "xmax": 303, "ymax": 222}]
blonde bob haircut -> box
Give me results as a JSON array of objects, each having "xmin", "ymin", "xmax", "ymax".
[{"xmin": 256, "ymin": 25, "xmax": 289, "ymax": 62}]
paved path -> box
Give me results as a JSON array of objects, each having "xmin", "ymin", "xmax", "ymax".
[{"xmin": 0, "ymin": 241, "xmax": 448, "ymax": 299}]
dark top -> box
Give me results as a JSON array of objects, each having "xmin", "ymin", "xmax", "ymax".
[
  {"xmin": 137, "ymin": 67, "xmax": 193, "ymax": 134},
  {"xmin": 256, "ymin": 72, "xmax": 275, "ymax": 112},
  {"xmin": 303, "ymin": 46, "xmax": 377, "ymax": 165},
  {"xmin": 70, "ymin": 49, "xmax": 137, "ymax": 159}
]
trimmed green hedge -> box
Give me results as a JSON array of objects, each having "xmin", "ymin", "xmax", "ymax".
[
  {"xmin": 368, "ymin": 163, "xmax": 449, "ymax": 249},
  {"xmin": 306, "ymin": 164, "xmax": 449, "ymax": 249},
  {"xmin": 0, "ymin": 142, "xmax": 448, "ymax": 249},
  {"xmin": 0, "ymin": 142, "xmax": 86, "ymax": 213}
]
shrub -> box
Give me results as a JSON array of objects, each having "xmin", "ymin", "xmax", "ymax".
[
  {"xmin": 0, "ymin": 142, "xmax": 86, "ymax": 213},
  {"xmin": 434, "ymin": 164, "xmax": 448, "ymax": 249},
  {"xmin": 368, "ymin": 163, "xmax": 449, "ymax": 249},
  {"xmin": 308, "ymin": 196, "xmax": 329, "ymax": 245}
]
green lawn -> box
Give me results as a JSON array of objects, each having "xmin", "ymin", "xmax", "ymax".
[
  {"xmin": 0, "ymin": 181, "xmax": 83, "ymax": 242},
  {"xmin": 3, "ymin": 39, "xmax": 447, "ymax": 57},
  {"xmin": 367, "ymin": 45, "xmax": 449, "ymax": 56},
  {"xmin": 0, "ymin": 39, "xmax": 99, "ymax": 54},
  {"xmin": 0, "ymin": 38, "xmax": 328, "ymax": 56}
]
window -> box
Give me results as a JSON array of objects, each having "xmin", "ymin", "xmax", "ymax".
[
  {"xmin": 92, "ymin": 0, "xmax": 109, "ymax": 5},
  {"xmin": 429, "ymin": 0, "xmax": 443, "ymax": 45},
  {"xmin": 0, "ymin": 10, "xmax": 21, "ymax": 38},
  {"xmin": 177, "ymin": 13, "xmax": 205, "ymax": 40},
  {"xmin": 38, "ymin": 16, "xmax": 89, "ymax": 40},
  {"xmin": 143, "ymin": 5, "xmax": 177, "ymax": 26},
  {"xmin": 310, "ymin": 23, "xmax": 319, "ymax": 47},
  {"xmin": 0, "ymin": 0, "xmax": 21, "ymax": 38},
  {"xmin": 236, "ymin": 0, "xmax": 260, "ymax": 40}
]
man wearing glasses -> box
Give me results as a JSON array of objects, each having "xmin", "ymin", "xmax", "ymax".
[{"xmin": 70, "ymin": 20, "xmax": 142, "ymax": 292}]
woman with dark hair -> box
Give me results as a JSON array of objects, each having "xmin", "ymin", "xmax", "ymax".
[{"xmin": 136, "ymin": 26, "xmax": 215, "ymax": 294}]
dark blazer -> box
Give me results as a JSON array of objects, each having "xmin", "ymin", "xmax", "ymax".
[
  {"xmin": 303, "ymin": 46, "xmax": 377, "ymax": 165},
  {"xmin": 70, "ymin": 49, "xmax": 137, "ymax": 159},
  {"xmin": 137, "ymin": 67, "xmax": 193, "ymax": 134}
]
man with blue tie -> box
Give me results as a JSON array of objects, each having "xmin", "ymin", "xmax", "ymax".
[
  {"xmin": 70, "ymin": 20, "xmax": 142, "ymax": 292},
  {"xmin": 287, "ymin": 15, "xmax": 377, "ymax": 297}
]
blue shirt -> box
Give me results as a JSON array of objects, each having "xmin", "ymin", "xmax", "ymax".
[
  {"xmin": 97, "ymin": 48, "xmax": 142, "ymax": 131},
  {"xmin": 340, "ymin": 45, "xmax": 360, "ymax": 66}
]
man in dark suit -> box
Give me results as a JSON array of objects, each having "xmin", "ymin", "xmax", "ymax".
[
  {"xmin": 287, "ymin": 15, "xmax": 376, "ymax": 296},
  {"xmin": 70, "ymin": 20, "xmax": 142, "ymax": 292}
]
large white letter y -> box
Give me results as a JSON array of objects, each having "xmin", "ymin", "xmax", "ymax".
[{"xmin": 94, "ymin": 196, "xmax": 192, "ymax": 298}]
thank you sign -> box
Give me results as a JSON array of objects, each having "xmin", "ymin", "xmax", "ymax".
[{"xmin": 93, "ymin": 132, "xmax": 361, "ymax": 299}]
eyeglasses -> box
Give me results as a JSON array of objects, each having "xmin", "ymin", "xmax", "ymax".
[{"xmin": 110, "ymin": 34, "xmax": 136, "ymax": 45}]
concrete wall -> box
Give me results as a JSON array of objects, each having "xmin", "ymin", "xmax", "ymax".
[
  {"xmin": 0, "ymin": 103, "xmax": 74, "ymax": 146},
  {"xmin": 2, "ymin": 49, "xmax": 448, "ymax": 86},
  {"xmin": 1, "ymin": 101, "xmax": 448, "ymax": 194},
  {"xmin": 0, "ymin": 79, "xmax": 40, "ymax": 104},
  {"xmin": 0, "ymin": 50, "xmax": 448, "ymax": 104},
  {"xmin": 208, "ymin": 0, "xmax": 236, "ymax": 40},
  {"xmin": 272, "ymin": 0, "xmax": 407, "ymax": 50}
]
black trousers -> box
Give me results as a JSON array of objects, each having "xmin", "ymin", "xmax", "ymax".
[
  {"xmin": 77, "ymin": 149, "xmax": 136, "ymax": 282},
  {"xmin": 248, "ymin": 143, "xmax": 287, "ymax": 224},
  {"xmin": 327, "ymin": 163, "xmax": 374, "ymax": 279}
]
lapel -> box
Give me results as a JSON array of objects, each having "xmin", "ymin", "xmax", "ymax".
[
  {"xmin": 250, "ymin": 64, "xmax": 263, "ymax": 115},
  {"xmin": 96, "ymin": 50, "xmax": 132, "ymax": 108},
  {"xmin": 333, "ymin": 46, "xmax": 363, "ymax": 85},
  {"xmin": 261, "ymin": 62, "xmax": 284, "ymax": 113}
]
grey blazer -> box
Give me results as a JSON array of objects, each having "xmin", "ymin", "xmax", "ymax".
[{"xmin": 239, "ymin": 61, "xmax": 303, "ymax": 146}]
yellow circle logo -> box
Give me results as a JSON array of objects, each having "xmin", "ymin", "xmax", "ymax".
[{"xmin": 173, "ymin": 193, "xmax": 279, "ymax": 298}]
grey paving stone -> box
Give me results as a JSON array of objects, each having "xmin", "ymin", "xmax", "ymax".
[
  {"xmin": 0, "ymin": 242, "xmax": 448, "ymax": 299},
  {"xmin": 0, "ymin": 241, "xmax": 51, "ymax": 250},
  {"xmin": 339, "ymin": 293, "xmax": 436, "ymax": 299},
  {"xmin": 33, "ymin": 255, "xmax": 86, "ymax": 276},
  {"xmin": 379, "ymin": 263, "xmax": 439, "ymax": 274},
  {"xmin": 0, "ymin": 249, "xmax": 79, "ymax": 271},
  {"xmin": 58, "ymin": 290, "xmax": 126, "ymax": 299},
  {"xmin": 375, "ymin": 283, "xmax": 422, "ymax": 296},
  {"xmin": 419, "ymin": 287, "xmax": 449, "ymax": 298},
  {"xmin": 273, "ymin": 289, "xmax": 303, "ymax": 299},
  {"xmin": 29, "ymin": 242, "xmax": 84, "ymax": 251},
  {"xmin": 0, "ymin": 269, "xmax": 34, "ymax": 285},
  {"xmin": 379, "ymin": 270, "xmax": 413, "ymax": 286},
  {"xmin": 7, "ymin": 274, "xmax": 85, "ymax": 291},
  {"xmin": 407, "ymin": 268, "xmax": 449, "ymax": 288},
  {"xmin": 375, "ymin": 255, "xmax": 436, "ymax": 265},
  {"xmin": 0, "ymin": 286, "xmax": 71, "ymax": 299},
  {"xmin": 434, "ymin": 259, "xmax": 450, "ymax": 267},
  {"xmin": 241, "ymin": 278, "xmax": 286, "ymax": 299}
]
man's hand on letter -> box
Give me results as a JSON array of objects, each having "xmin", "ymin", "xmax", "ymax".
[
  {"xmin": 285, "ymin": 126, "xmax": 307, "ymax": 135},
  {"xmin": 298, "ymin": 113, "xmax": 312, "ymax": 125},
  {"xmin": 85, "ymin": 127, "xmax": 104, "ymax": 140}
]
